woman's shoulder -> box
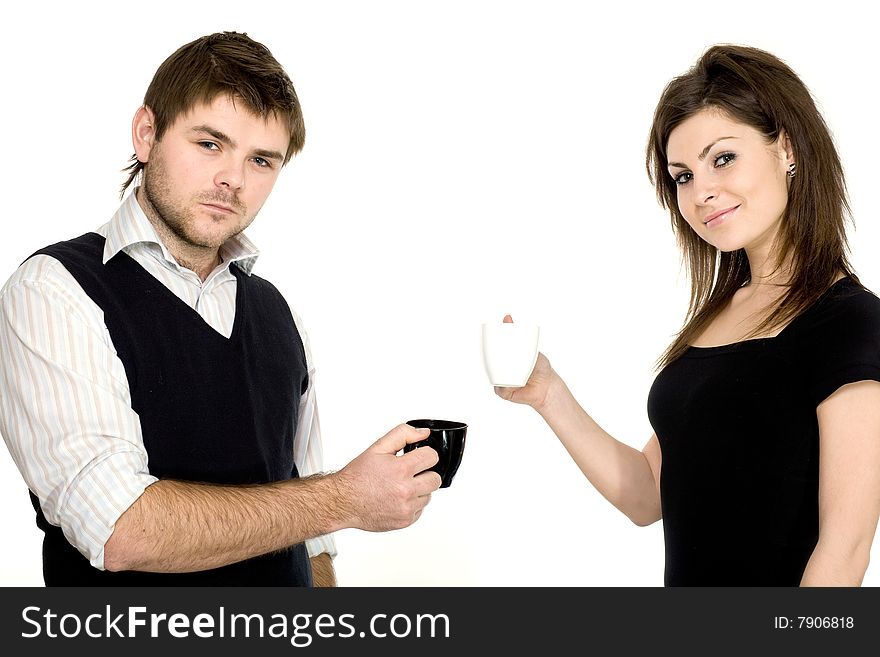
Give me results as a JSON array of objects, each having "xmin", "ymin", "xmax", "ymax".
[
  {"xmin": 789, "ymin": 276, "xmax": 880, "ymax": 340},
  {"xmin": 784, "ymin": 277, "xmax": 880, "ymax": 406},
  {"xmin": 820, "ymin": 277, "xmax": 880, "ymax": 316}
]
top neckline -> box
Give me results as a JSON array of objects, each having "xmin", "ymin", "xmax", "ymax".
[{"xmin": 685, "ymin": 276, "xmax": 855, "ymax": 354}]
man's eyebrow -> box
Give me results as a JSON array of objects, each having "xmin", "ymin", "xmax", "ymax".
[
  {"xmin": 192, "ymin": 125, "xmax": 236, "ymax": 148},
  {"xmin": 191, "ymin": 125, "xmax": 284, "ymax": 162},
  {"xmin": 667, "ymin": 136, "xmax": 738, "ymax": 170},
  {"xmin": 252, "ymin": 148, "xmax": 285, "ymax": 163}
]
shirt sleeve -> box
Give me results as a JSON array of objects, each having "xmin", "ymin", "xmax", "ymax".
[
  {"xmin": 290, "ymin": 309, "xmax": 338, "ymax": 559},
  {"xmin": 0, "ymin": 255, "xmax": 157, "ymax": 570},
  {"xmin": 801, "ymin": 285, "xmax": 880, "ymax": 406}
]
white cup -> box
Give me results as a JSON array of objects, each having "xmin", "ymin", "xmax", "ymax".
[{"xmin": 481, "ymin": 322, "xmax": 540, "ymax": 387}]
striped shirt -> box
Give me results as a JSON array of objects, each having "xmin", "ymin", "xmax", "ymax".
[{"xmin": 0, "ymin": 190, "xmax": 336, "ymax": 570}]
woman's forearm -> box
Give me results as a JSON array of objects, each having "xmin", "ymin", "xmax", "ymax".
[{"xmin": 536, "ymin": 375, "xmax": 661, "ymax": 526}]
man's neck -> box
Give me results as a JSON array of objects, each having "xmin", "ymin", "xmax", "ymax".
[{"xmin": 172, "ymin": 251, "xmax": 223, "ymax": 282}]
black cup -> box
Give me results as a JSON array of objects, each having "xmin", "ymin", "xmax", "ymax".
[{"xmin": 403, "ymin": 419, "xmax": 468, "ymax": 488}]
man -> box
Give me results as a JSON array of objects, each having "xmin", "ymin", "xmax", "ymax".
[{"xmin": 0, "ymin": 31, "xmax": 441, "ymax": 586}]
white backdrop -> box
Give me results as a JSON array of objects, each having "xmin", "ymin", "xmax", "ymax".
[{"xmin": 1, "ymin": 0, "xmax": 878, "ymax": 586}]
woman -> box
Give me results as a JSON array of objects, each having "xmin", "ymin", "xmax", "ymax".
[{"xmin": 497, "ymin": 44, "xmax": 880, "ymax": 586}]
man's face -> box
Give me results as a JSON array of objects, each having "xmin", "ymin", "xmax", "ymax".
[{"xmin": 139, "ymin": 94, "xmax": 289, "ymax": 251}]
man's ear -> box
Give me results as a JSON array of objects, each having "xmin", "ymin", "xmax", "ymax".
[{"xmin": 132, "ymin": 105, "xmax": 157, "ymax": 163}]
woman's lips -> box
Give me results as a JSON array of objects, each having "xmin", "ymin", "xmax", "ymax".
[{"xmin": 703, "ymin": 205, "xmax": 739, "ymax": 228}]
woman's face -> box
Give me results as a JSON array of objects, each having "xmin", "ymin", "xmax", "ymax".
[{"xmin": 665, "ymin": 108, "xmax": 793, "ymax": 256}]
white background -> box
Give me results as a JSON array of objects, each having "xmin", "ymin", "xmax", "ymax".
[{"xmin": 1, "ymin": 0, "xmax": 878, "ymax": 587}]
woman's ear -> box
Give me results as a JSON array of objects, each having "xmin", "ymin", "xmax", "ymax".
[{"xmin": 779, "ymin": 128, "xmax": 795, "ymax": 172}]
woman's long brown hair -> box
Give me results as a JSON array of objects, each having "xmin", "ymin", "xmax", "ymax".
[{"xmin": 647, "ymin": 44, "xmax": 858, "ymax": 370}]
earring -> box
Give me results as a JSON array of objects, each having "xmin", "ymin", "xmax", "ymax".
[{"xmin": 787, "ymin": 163, "xmax": 797, "ymax": 178}]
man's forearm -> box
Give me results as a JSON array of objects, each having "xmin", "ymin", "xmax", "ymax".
[{"xmin": 104, "ymin": 476, "xmax": 348, "ymax": 573}]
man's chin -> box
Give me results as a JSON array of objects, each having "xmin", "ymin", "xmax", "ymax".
[
  {"xmin": 187, "ymin": 237, "xmax": 231, "ymax": 251},
  {"xmin": 182, "ymin": 222, "xmax": 243, "ymax": 250}
]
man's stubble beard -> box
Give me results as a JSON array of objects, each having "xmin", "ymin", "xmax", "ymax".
[{"xmin": 141, "ymin": 155, "xmax": 250, "ymax": 251}]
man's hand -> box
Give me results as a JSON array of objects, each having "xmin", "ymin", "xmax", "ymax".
[{"xmin": 334, "ymin": 423, "xmax": 442, "ymax": 532}]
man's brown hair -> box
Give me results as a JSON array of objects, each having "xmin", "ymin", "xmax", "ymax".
[{"xmin": 121, "ymin": 31, "xmax": 304, "ymax": 197}]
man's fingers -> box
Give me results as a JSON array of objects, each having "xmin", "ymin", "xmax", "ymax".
[
  {"xmin": 414, "ymin": 471, "xmax": 442, "ymax": 495},
  {"xmin": 372, "ymin": 423, "xmax": 430, "ymax": 454},
  {"xmin": 400, "ymin": 443, "xmax": 440, "ymax": 475}
]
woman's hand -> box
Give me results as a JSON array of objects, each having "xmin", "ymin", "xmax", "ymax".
[{"xmin": 493, "ymin": 315, "xmax": 556, "ymax": 411}]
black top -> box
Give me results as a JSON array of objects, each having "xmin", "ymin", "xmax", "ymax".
[
  {"xmin": 647, "ymin": 277, "xmax": 880, "ymax": 586},
  {"xmin": 28, "ymin": 233, "xmax": 313, "ymax": 586}
]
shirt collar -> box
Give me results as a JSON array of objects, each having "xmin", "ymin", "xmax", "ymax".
[{"xmin": 103, "ymin": 189, "xmax": 260, "ymax": 275}]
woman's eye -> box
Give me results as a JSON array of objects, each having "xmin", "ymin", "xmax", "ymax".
[
  {"xmin": 674, "ymin": 172, "xmax": 692, "ymax": 186},
  {"xmin": 714, "ymin": 152, "xmax": 736, "ymax": 167}
]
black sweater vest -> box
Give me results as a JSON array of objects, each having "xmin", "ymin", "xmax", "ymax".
[{"xmin": 29, "ymin": 233, "xmax": 313, "ymax": 586}]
